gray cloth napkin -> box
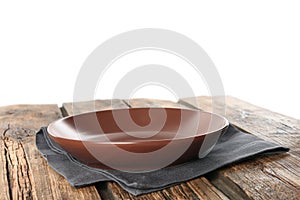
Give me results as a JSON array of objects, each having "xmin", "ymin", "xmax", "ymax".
[{"xmin": 36, "ymin": 125, "xmax": 289, "ymax": 196}]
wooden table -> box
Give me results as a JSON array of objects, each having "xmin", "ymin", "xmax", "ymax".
[{"xmin": 1, "ymin": 96, "xmax": 299, "ymax": 200}]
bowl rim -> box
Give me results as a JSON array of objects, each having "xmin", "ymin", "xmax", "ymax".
[{"xmin": 47, "ymin": 107, "xmax": 229, "ymax": 144}]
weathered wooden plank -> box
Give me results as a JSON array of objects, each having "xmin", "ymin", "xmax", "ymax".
[
  {"xmin": 180, "ymin": 96, "xmax": 300, "ymax": 199},
  {"xmin": 62, "ymin": 99, "xmax": 128, "ymax": 116},
  {"xmin": 0, "ymin": 104, "xmax": 101, "ymax": 200},
  {"xmin": 0, "ymin": 138, "xmax": 11, "ymax": 200},
  {"xmin": 124, "ymin": 98, "xmax": 192, "ymax": 109},
  {"xmin": 186, "ymin": 177, "xmax": 230, "ymax": 200},
  {"xmin": 62, "ymin": 98, "xmax": 229, "ymax": 199}
]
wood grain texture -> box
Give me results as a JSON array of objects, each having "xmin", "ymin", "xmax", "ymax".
[
  {"xmin": 62, "ymin": 99, "xmax": 128, "ymax": 116},
  {"xmin": 0, "ymin": 104, "xmax": 101, "ymax": 200},
  {"xmin": 124, "ymin": 98, "xmax": 192, "ymax": 109},
  {"xmin": 3, "ymin": 97, "xmax": 299, "ymax": 199},
  {"xmin": 180, "ymin": 96, "xmax": 300, "ymax": 200},
  {"xmin": 0, "ymin": 138, "xmax": 11, "ymax": 200},
  {"xmin": 62, "ymin": 98, "xmax": 229, "ymax": 200}
]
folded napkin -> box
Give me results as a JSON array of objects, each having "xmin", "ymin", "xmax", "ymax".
[{"xmin": 36, "ymin": 125, "xmax": 289, "ymax": 196}]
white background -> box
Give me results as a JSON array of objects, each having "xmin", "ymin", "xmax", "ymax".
[{"xmin": 0, "ymin": 1, "xmax": 299, "ymax": 119}]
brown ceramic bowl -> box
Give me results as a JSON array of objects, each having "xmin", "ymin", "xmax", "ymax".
[{"xmin": 48, "ymin": 107, "xmax": 228, "ymax": 171}]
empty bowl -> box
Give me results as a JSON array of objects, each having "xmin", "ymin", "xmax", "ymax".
[{"xmin": 47, "ymin": 107, "xmax": 229, "ymax": 171}]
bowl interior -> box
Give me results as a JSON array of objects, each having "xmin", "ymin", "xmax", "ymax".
[
  {"xmin": 48, "ymin": 108, "xmax": 228, "ymax": 143},
  {"xmin": 47, "ymin": 107, "xmax": 229, "ymax": 170}
]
